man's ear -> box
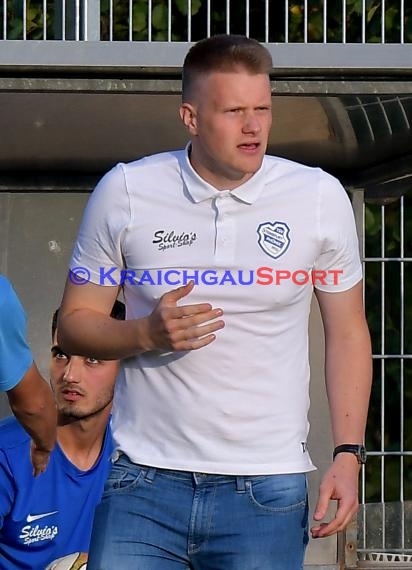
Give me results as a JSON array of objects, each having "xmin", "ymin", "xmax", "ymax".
[{"xmin": 179, "ymin": 103, "xmax": 198, "ymax": 135}]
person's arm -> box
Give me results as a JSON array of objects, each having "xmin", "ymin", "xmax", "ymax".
[
  {"xmin": 311, "ymin": 281, "xmax": 372, "ymax": 538},
  {"xmin": 7, "ymin": 363, "xmax": 57, "ymax": 477},
  {"xmin": 58, "ymin": 278, "xmax": 224, "ymax": 360}
]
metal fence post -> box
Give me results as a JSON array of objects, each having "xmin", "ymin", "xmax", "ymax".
[
  {"xmin": 338, "ymin": 517, "xmax": 359, "ymax": 569},
  {"xmin": 82, "ymin": 0, "xmax": 100, "ymax": 40}
]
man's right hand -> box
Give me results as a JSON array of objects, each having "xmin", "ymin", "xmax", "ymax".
[{"xmin": 143, "ymin": 281, "xmax": 225, "ymax": 352}]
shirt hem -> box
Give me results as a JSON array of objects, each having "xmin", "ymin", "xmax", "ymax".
[{"xmin": 112, "ymin": 449, "xmax": 317, "ymax": 475}]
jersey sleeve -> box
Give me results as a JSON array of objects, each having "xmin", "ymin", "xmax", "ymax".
[
  {"xmin": 313, "ymin": 172, "xmax": 363, "ymax": 293},
  {"xmin": 0, "ymin": 277, "xmax": 33, "ymax": 392},
  {"xmin": 70, "ymin": 163, "xmax": 131, "ymax": 286}
]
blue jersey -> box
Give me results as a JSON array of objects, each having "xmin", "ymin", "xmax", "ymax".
[
  {"xmin": 0, "ymin": 276, "xmax": 33, "ymax": 391},
  {"xmin": 0, "ymin": 416, "xmax": 113, "ymax": 569}
]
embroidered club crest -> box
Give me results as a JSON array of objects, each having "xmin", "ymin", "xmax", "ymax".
[{"xmin": 257, "ymin": 221, "xmax": 290, "ymax": 260}]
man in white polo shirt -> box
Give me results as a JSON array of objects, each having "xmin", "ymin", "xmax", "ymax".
[{"xmin": 58, "ymin": 34, "xmax": 372, "ymax": 569}]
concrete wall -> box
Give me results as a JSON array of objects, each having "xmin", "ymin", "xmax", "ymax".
[{"xmin": 0, "ymin": 192, "xmax": 89, "ymax": 414}]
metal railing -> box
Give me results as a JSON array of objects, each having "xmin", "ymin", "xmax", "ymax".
[
  {"xmin": 1, "ymin": 0, "xmax": 411, "ymax": 42},
  {"xmin": 357, "ymin": 191, "xmax": 412, "ymax": 561}
]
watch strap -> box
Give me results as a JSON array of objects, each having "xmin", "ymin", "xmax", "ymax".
[{"xmin": 333, "ymin": 444, "xmax": 367, "ymax": 464}]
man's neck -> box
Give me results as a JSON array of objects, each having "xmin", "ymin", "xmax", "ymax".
[{"xmin": 56, "ymin": 414, "xmax": 109, "ymax": 471}]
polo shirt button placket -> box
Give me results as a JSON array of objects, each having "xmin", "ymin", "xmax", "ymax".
[{"xmin": 214, "ymin": 194, "xmax": 235, "ymax": 265}]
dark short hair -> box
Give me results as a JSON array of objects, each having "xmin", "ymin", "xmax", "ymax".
[
  {"xmin": 52, "ymin": 299, "xmax": 126, "ymax": 340},
  {"xmin": 182, "ymin": 34, "xmax": 273, "ymax": 102}
]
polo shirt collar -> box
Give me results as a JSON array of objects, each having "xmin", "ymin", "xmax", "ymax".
[{"xmin": 179, "ymin": 144, "xmax": 267, "ymax": 205}]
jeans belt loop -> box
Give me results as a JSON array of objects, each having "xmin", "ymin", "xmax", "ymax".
[
  {"xmin": 235, "ymin": 476, "xmax": 246, "ymax": 493},
  {"xmin": 144, "ymin": 467, "xmax": 157, "ymax": 483}
]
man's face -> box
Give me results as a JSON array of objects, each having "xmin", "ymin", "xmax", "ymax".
[
  {"xmin": 50, "ymin": 334, "xmax": 119, "ymax": 420},
  {"xmin": 180, "ymin": 69, "xmax": 272, "ymax": 190}
]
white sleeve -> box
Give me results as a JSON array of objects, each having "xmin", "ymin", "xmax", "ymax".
[
  {"xmin": 313, "ymin": 172, "xmax": 362, "ymax": 293},
  {"xmin": 70, "ymin": 163, "xmax": 131, "ymax": 286}
]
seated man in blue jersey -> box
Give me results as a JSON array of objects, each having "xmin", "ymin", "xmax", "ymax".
[
  {"xmin": 0, "ymin": 275, "xmax": 57, "ymax": 476},
  {"xmin": 0, "ymin": 299, "xmax": 125, "ymax": 570}
]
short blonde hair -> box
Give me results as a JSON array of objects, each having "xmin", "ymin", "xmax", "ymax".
[{"xmin": 182, "ymin": 34, "xmax": 273, "ymax": 102}]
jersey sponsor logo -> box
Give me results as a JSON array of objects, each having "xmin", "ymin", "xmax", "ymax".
[
  {"xmin": 18, "ymin": 511, "xmax": 59, "ymax": 545},
  {"xmin": 26, "ymin": 511, "xmax": 58, "ymax": 523},
  {"xmin": 19, "ymin": 523, "xmax": 59, "ymax": 545},
  {"xmin": 257, "ymin": 221, "xmax": 290, "ymax": 260},
  {"xmin": 152, "ymin": 229, "xmax": 197, "ymax": 252}
]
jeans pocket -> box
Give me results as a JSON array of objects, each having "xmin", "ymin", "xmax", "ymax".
[
  {"xmin": 246, "ymin": 473, "xmax": 307, "ymax": 513},
  {"xmin": 103, "ymin": 456, "xmax": 145, "ymax": 494}
]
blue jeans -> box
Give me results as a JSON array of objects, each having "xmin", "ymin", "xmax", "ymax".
[{"xmin": 87, "ymin": 454, "xmax": 309, "ymax": 570}]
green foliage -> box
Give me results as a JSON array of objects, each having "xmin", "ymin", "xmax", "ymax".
[
  {"xmin": 93, "ymin": 0, "xmax": 412, "ymax": 43},
  {"xmin": 2, "ymin": 0, "xmax": 412, "ymax": 42}
]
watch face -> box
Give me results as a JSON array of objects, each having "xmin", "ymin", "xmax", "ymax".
[{"xmin": 358, "ymin": 445, "xmax": 367, "ymax": 463}]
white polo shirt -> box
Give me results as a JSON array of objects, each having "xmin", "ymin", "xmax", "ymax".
[{"xmin": 71, "ymin": 148, "xmax": 362, "ymax": 475}]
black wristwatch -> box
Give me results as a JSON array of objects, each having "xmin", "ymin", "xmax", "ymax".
[{"xmin": 333, "ymin": 444, "xmax": 367, "ymax": 464}]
